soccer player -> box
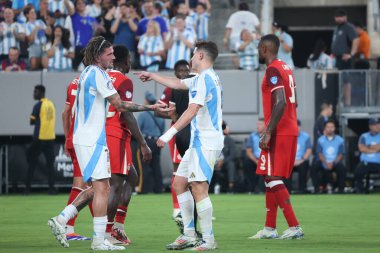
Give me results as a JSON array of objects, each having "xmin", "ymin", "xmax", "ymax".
[
  {"xmin": 105, "ymin": 45, "xmax": 153, "ymax": 245},
  {"xmin": 47, "ymin": 36, "xmax": 169, "ymax": 250},
  {"xmin": 249, "ymin": 34, "xmax": 304, "ymax": 240},
  {"xmin": 136, "ymin": 41, "xmax": 223, "ymax": 250}
]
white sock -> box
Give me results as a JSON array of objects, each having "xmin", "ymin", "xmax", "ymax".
[
  {"xmin": 114, "ymin": 222, "xmax": 124, "ymax": 230},
  {"xmin": 177, "ymin": 191, "xmax": 195, "ymax": 238},
  {"xmin": 93, "ymin": 216, "xmax": 107, "ymax": 245},
  {"xmin": 57, "ymin": 204, "xmax": 78, "ymax": 225},
  {"xmin": 196, "ymin": 197, "xmax": 214, "ymax": 245},
  {"xmin": 66, "ymin": 225, "xmax": 74, "ymax": 234}
]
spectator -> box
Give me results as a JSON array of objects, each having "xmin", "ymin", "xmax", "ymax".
[
  {"xmin": 138, "ymin": 20, "xmax": 165, "ymax": 72},
  {"xmin": 46, "ymin": 25, "xmax": 74, "ymax": 71},
  {"xmin": 0, "ymin": 1, "xmax": 12, "ymax": 21},
  {"xmin": 25, "ymin": 85, "xmax": 56, "ymax": 195},
  {"xmin": 24, "ymin": 5, "xmax": 51, "ymax": 70},
  {"xmin": 111, "ymin": 2, "xmax": 139, "ymax": 61},
  {"xmin": 353, "ymin": 21, "xmax": 370, "ymax": 69},
  {"xmin": 1, "ymin": 46, "xmax": 27, "ymax": 71},
  {"xmin": 136, "ymin": 0, "xmax": 168, "ymax": 40},
  {"xmin": 85, "ymin": 0, "xmax": 102, "ymax": 20},
  {"xmin": 223, "ymin": 2, "xmax": 260, "ymax": 68},
  {"xmin": 37, "ymin": 0, "xmax": 53, "ymax": 24},
  {"xmin": 331, "ymin": 8, "xmax": 358, "ymax": 70},
  {"xmin": 307, "ymin": 39, "xmax": 334, "ymax": 70},
  {"xmin": 236, "ymin": 29, "xmax": 259, "ymax": 70},
  {"xmin": 0, "ymin": 8, "xmax": 26, "ymax": 60},
  {"xmin": 354, "ymin": 118, "xmax": 380, "ymax": 193},
  {"xmin": 12, "ymin": 0, "xmax": 40, "ymax": 23},
  {"xmin": 48, "ymin": 0, "xmax": 74, "ymax": 26},
  {"xmin": 165, "ymin": 14, "xmax": 195, "ymax": 69},
  {"xmin": 272, "ymin": 22, "xmax": 294, "ymax": 69},
  {"xmin": 170, "ymin": 2, "xmax": 196, "ymax": 33},
  {"xmin": 137, "ymin": 91, "xmax": 165, "ymax": 193},
  {"xmin": 313, "ymin": 102, "xmax": 333, "ymax": 151},
  {"xmin": 192, "ymin": 1, "xmax": 211, "ymax": 41},
  {"xmin": 311, "ymin": 120, "xmax": 347, "ymax": 194},
  {"xmin": 102, "ymin": 0, "xmax": 118, "ymax": 43},
  {"xmin": 286, "ymin": 120, "xmax": 312, "ymax": 193},
  {"xmin": 67, "ymin": 0, "xmax": 103, "ymax": 70},
  {"xmin": 244, "ymin": 118, "xmax": 265, "ymax": 193}
]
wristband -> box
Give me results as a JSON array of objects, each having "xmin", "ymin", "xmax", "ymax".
[{"xmin": 159, "ymin": 127, "xmax": 178, "ymax": 143}]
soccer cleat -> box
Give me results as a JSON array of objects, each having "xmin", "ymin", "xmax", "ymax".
[
  {"xmin": 173, "ymin": 212, "xmax": 184, "ymax": 234},
  {"xmin": 91, "ymin": 239, "xmax": 126, "ymax": 250},
  {"xmin": 279, "ymin": 226, "xmax": 304, "ymax": 240},
  {"xmin": 107, "ymin": 236, "xmax": 129, "ymax": 246},
  {"xmin": 189, "ymin": 240, "xmax": 217, "ymax": 251},
  {"xmin": 66, "ymin": 233, "xmax": 91, "ymax": 241},
  {"xmin": 248, "ymin": 227, "xmax": 279, "ymax": 239},
  {"xmin": 166, "ymin": 234, "xmax": 197, "ymax": 250},
  {"xmin": 47, "ymin": 217, "xmax": 69, "ymax": 248},
  {"xmin": 111, "ymin": 227, "xmax": 132, "ymax": 245}
]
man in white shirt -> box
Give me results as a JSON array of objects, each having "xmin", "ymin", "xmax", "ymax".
[
  {"xmin": 47, "ymin": 36, "xmax": 169, "ymax": 250},
  {"xmin": 136, "ymin": 41, "xmax": 223, "ymax": 251}
]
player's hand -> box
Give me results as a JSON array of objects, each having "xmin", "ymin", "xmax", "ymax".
[
  {"xmin": 152, "ymin": 100, "xmax": 175, "ymax": 112},
  {"xmin": 167, "ymin": 101, "xmax": 177, "ymax": 120},
  {"xmin": 259, "ymin": 132, "xmax": 271, "ymax": 150},
  {"xmin": 134, "ymin": 71, "xmax": 153, "ymax": 82},
  {"xmin": 140, "ymin": 143, "xmax": 152, "ymax": 162},
  {"xmin": 342, "ymin": 53, "xmax": 352, "ymax": 61},
  {"xmin": 156, "ymin": 138, "xmax": 166, "ymax": 148}
]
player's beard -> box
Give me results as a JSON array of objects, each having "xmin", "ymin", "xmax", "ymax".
[{"xmin": 258, "ymin": 56, "xmax": 265, "ymax": 64}]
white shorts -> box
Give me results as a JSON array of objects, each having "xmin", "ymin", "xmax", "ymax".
[
  {"xmin": 74, "ymin": 143, "xmax": 111, "ymax": 182},
  {"xmin": 176, "ymin": 147, "xmax": 222, "ymax": 183}
]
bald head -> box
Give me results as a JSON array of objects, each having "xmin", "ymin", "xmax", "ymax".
[{"xmin": 258, "ymin": 34, "xmax": 280, "ymax": 65}]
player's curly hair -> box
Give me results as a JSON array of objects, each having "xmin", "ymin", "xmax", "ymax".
[{"xmin": 83, "ymin": 36, "xmax": 112, "ymax": 67}]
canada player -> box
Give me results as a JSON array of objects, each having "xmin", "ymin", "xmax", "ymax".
[
  {"xmin": 105, "ymin": 45, "xmax": 153, "ymax": 245},
  {"xmin": 249, "ymin": 34, "xmax": 304, "ymax": 240},
  {"xmin": 62, "ymin": 77, "xmax": 93, "ymax": 241}
]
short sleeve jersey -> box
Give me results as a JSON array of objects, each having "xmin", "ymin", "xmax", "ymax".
[
  {"xmin": 262, "ymin": 59, "xmax": 298, "ymax": 136},
  {"xmin": 160, "ymin": 87, "xmax": 172, "ymax": 105},
  {"xmin": 73, "ymin": 65, "xmax": 117, "ymax": 146},
  {"xmin": 106, "ymin": 70, "xmax": 133, "ymax": 139},
  {"xmin": 65, "ymin": 77, "xmax": 79, "ymax": 149},
  {"xmin": 182, "ymin": 68, "xmax": 224, "ymax": 150}
]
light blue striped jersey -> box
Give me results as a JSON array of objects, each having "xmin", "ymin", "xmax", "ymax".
[
  {"xmin": 182, "ymin": 68, "xmax": 224, "ymax": 150},
  {"xmin": 236, "ymin": 39, "xmax": 259, "ymax": 70},
  {"xmin": 165, "ymin": 28, "xmax": 196, "ymax": 69},
  {"xmin": 46, "ymin": 42, "xmax": 74, "ymax": 71},
  {"xmin": 73, "ymin": 65, "xmax": 117, "ymax": 146},
  {"xmin": 48, "ymin": 0, "xmax": 72, "ymax": 26},
  {"xmin": 192, "ymin": 12, "xmax": 209, "ymax": 41},
  {"xmin": 25, "ymin": 20, "xmax": 47, "ymax": 45},
  {"xmin": 138, "ymin": 34, "xmax": 164, "ymax": 67},
  {"xmin": 0, "ymin": 22, "xmax": 25, "ymax": 55}
]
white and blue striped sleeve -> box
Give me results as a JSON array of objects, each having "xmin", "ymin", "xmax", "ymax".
[
  {"xmin": 96, "ymin": 69, "xmax": 117, "ymax": 98},
  {"xmin": 189, "ymin": 75, "xmax": 206, "ymax": 106}
]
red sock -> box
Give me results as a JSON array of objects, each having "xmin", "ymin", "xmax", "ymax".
[
  {"xmin": 115, "ymin": 205, "xmax": 127, "ymax": 224},
  {"xmin": 66, "ymin": 187, "xmax": 83, "ymax": 227},
  {"xmin": 171, "ymin": 174, "xmax": 179, "ymax": 209},
  {"xmin": 106, "ymin": 220, "xmax": 114, "ymax": 233},
  {"xmin": 264, "ymin": 187, "xmax": 278, "ymax": 228},
  {"xmin": 271, "ymin": 182, "xmax": 299, "ymax": 227}
]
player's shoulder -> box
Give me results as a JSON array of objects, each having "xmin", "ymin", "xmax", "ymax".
[{"xmin": 335, "ymin": 135, "xmax": 344, "ymax": 143}]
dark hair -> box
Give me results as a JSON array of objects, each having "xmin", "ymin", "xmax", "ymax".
[
  {"xmin": 324, "ymin": 119, "xmax": 336, "ymax": 129},
  {"xmin": 174, "ymin": 60, "xmax": 189, "ymax": 71},
  {"xmin": 23, "ymin": 4, "xmax": 34, "ymax": 16},
  {"xmin": 238, "ymin": 2, "xmax": 249, "ymax": 11},
  {"xmin": 74, "ymin": 0, "xmax": 85, "ymax": 8},
  {"xmin": 222, "ymin": 120, "xmax": 227, "ymax": 130},
  {"xmin": 335, "ymin": 8, "xmax": 347, "ymax": 17},
  {"xmin": 310, "ymin": 39, "xmax": 327, "ymax": 61},
  {"xmin": 260, "ymin": 34, "xmax": 280, "ymax": 54},
  {"xmin": 197, "ymin": 3, "xmax": 207, "ymax": 10},
  {"xmin": 353, "ymin": 21, "xmax": 364, "ymax": 28},
  {"xmin": 34, "ymin": 84, "xmax": 45, "ymax": 95},
  {"xmin": 83, "ymin": 36, "xmax": 112, "ymax": 66},
  {"xmin": 320, "ymin": 102, "xmax": 332, "ymax": 111},
  {"xmin": 113, "ymin": 44, "xmax": 130, "ymax": 63},
  {"xmin": 175, "ymin": 13, "xmax": 186, "ymax": 21},
  {"xmin": 195, "ymin": 41, "xmax": 218, "ymax": 62},
  {"xmin": 154, "ymin": 2, "xmax": 162, "ymax": 12},
  {"xmin": 51, "ymin": 25, "xmax": 71, "ymax": 49}
]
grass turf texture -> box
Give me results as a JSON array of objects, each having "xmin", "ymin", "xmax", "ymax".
[{"xmin": 1, "ymin": 194, "xmax": 380, "ymax": 252}]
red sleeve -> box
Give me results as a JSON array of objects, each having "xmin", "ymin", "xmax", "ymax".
[
  {"xmin": 118, "ymin": 78, "xmax": 134, "ymax": 102},
  {"xmin": 265, "ymin": 66, "xmax": 284, "ymax": 92},
  {"xmin": 1, "ymin": 60, "xmax": 6, "ymax": 71},
  {"xmin": 160, "ymin": 87, "xmax": 172, "ymax": 105},
  {"xmin": 65, "ymin": 84, "xmax": 72, "ymax": 105}
]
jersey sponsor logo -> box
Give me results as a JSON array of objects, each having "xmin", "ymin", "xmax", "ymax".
[
  {"xmin": 126, "ymin": 91, "xmax": 132, "ymax": 99},
  {"xmin": 270, "ymin": 76, "xmax": 278, "ymax": 85},
  {"xmin": 89, "ymin": 86, "xmax": 97, "ymax": 96},
  {"xmin": 191, "ymin": 90, "xmax": 197, "ymax": 98},
  {"xmin": 189, "ymin": 172, "xmax": 196, "ymax": 178}
]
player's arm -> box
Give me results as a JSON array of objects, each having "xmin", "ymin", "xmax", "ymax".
[
  {"xmin": 123, "ymin": 112, "xmax": 152, "ymax": 162},
  {"xmin": 30, "ymin": 103, "xmax": 40, "ymax": 125},
  {"xmin": 134, "ymin": 71, "xmax": 188, "ymax": 90},
  {"xmin": 106, "ymin": 93, "xmax": 169, "ymax": 112},
  {"xmin": 62, "ymin": 104, "xmax": 71, "ymax": 139},
  {"xmin": 246, "ymin": 148, "xmax": 258, "ymax": 164},
  {"xmin": 157, "ymin": 103, "xmax": 201, "ymax": 148}
]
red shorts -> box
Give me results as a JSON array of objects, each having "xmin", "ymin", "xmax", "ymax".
[
  {"xmin": 168, "ymin": 135, "xmax": 182, "ymax": 164},
  {"xmin": 256, "ymin": 135, "xmax": 297, "ymax": 179},
  {"xmin": 68, "ymin": 147, "xmax": 82, "ymax": 177},
  {"xmin": 107, "ymin": 135, "xmax": 132, "ymax": 175}
]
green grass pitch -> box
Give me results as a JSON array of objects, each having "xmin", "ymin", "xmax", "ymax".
[{"xmin": 1, "ymin": 194, "xmax": 380, "ymax": 252}]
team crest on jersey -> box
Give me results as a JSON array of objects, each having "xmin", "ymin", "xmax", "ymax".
[
  {"xmin": 106, "ymin": 80, "xmax": 114, "ymax": 90},
  {"xmin": 270, "ymin": 76, "xmax": 278, "ymax": 85},
  {"xmin": 191, "ymin": 90, "xmax": 197, "ymax": 98},
  {"xmin": 161, "ymin": 94, "xmax": 166, "ymax": 100},
  {"xmin": 126, "ymin": 91, "xmax": 132, "ymax": 99}
]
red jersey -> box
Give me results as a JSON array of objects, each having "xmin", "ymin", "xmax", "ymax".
[
  {"xmin": 106, "ymin": 70, "xmax": 133, "ymax": 139},
  {"xmin": 160, "ymin": 87, "xmax": 172, "ymax": 105},
  {"xmin": 261, "ymin": 59, "xmax": 298, "ymax": 136},
  {"xmin": 65, "ymin": 77, "xmax": 79, "ymax": 149}
]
